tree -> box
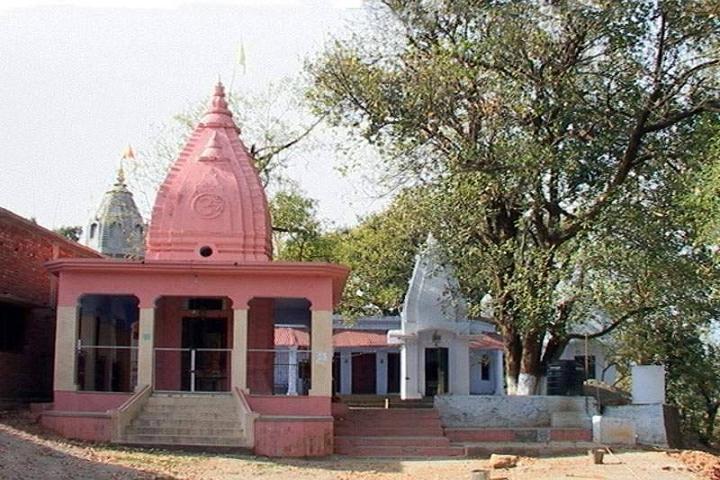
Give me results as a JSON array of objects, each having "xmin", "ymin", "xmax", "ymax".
[
  {"xmin": 330, "ymin": 188, "xmax": 429, "ymax": 318},
  {"xmin": 308, "ymin": 0, "xmax": 720, "ymax": 393},
  {"xmin": 270, "ymin": 186, "xmax": 335, "ymax": 262},
  {"xmin": 54, "ymin": 225, "xmax": 83, "ymax": 242}
]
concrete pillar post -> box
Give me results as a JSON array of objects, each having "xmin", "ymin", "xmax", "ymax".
[
  {"xmin": 309, "ymin": 310, "xmax": 333, "ymax": 397},
  {"xmin": 494, "ymin": 349, "xmax": 505, "ymax": 395},
  {"xmin": 340, "ymin": 350, "xmax": 352, "ymax": 395},
  {"xmin": 136, "ymin": 307, "xmax": 155, "ymax": 390},
  {"xmin": 451, "ymin": 338, "xmax": 470, "ymax": 395},
  {"xmin": 287, "ymin": 346, "xmax": 299, "ymax": 396},
  {"xmin": 232, "ymin": 308, "xmax": 248, "ymax": 392},
  {"xmin": 54, "ymin": 305, "xmax": 78, "ymax": 391},
  {"xmin": 401, "ymin": 340, "xmax": 421, "ymax": 400},
  {"xmin": 376, "ymin": 351, "xmax": 388, "ymax": 395}
]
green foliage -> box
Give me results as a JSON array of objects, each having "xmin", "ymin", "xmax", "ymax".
[
  {"xmin": 330, "ymin": 188, "xmax": 430, "ymax": 317},
  {"xmin": 270, "ymin": 187, "xmax": 336, "ymax": 262},
  {"xmin": 307, "ymin": 0, "xmax": 720, "ymax": 394},
  {"xmin": 54, "ymin": 225, "xmax": 83, "ymax": 242}
]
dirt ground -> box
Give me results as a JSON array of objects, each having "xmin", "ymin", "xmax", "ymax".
[{"xmin": 1, "ymin": 411, "xmax": 718, "ymax": 480}]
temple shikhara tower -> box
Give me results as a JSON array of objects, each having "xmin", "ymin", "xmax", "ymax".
[{"xmin": 42, "ymin": 83, "xmax": 349, "ymax": 457}]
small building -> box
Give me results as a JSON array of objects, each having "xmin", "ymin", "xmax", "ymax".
[
  {"xmin": 41, "ymin": 83, "xmax": 349, "ymax": 457},
  {"xmin": 0, "ymin": 207, "xmax": 101, "ymax": 404}
]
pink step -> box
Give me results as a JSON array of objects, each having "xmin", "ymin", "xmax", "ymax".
[
  {"xmin": 335, "ymin": 427, "xmax": 445, "ymax": 437},
  {"xmin": 334, "ymin": 444, "xmax": 465, "ymax": 458},
  {"xmin": 335, "ymin": 435, "xmax": 451, "ymax": 447},
  {"xmin": 549, "ymin": 429, "xmax": 593, "ymax": 442}
]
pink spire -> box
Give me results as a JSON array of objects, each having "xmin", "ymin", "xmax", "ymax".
[
  {"xmin": 146, "ymin": 82, "xmax": 272, "ymax": 262},
  {"xmin": 200, "ymin": 81, "xmax": 235, "ymax": 128}
]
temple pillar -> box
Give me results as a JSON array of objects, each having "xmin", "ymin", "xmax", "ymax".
[
  {"xmin": 340, "ymin": 350, "xmax": 352, "ymax": 395},
  {"xmin": 451, "ymin": 338, "xmax": 470, "ymax": 395},
  {"xmin": 287, "ymin": 347, "xmax": 299, "ymax": 396},
  {"xmin": 232, "ymin": 308, "xmax": 248, "ymax": 392},
  {"xmin": 401, "ymin": 340, "xmax": 422, "ymax": 399},
  {"xmin": 309, "ymin": 310, "xmax": 333, "ymax": 397},
  {"xmin": 54, "ymin": 305, "xmax": 78, "ymax": 391},
  {"xmin": 494, "ymin": 349, "xmax": 505, "ymax": 395},
  {"xmin": 136, "ymin": 307, "xmax": 155, "ymax": 389},
  {"xmin": 376, "ymin": 351, "xmax": 388, "ymax": 395}
]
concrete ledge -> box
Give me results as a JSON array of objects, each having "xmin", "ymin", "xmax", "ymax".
[
  {"xmin": 436, "ymin": 395, "xmax": 598, "ymax": 428},
  {"xmin": 592, "ymin": 416, "xmax": 636, "ymax": 445},
  {"xmin": 256, "ymin": 415, "xmax": 333, "ymax": 422}
]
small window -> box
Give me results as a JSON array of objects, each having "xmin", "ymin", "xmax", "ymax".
[
  {"xmin": 480, "ymin": 354, "xmax": 491, "ymax": 381},
  {"xmin": 89, "ymin": 223, "xmax": 98, "ymax": 239},
  {"xmin": 0, "ymin": 303, "xmax": 26, "ymax": 352},
  {"xmin": 187, "ymin": 298, "xmax": 225, "ymax": 311},
  {"xmin": 575, "ymin": 355, "xmax": 596, "ymax": 380}
]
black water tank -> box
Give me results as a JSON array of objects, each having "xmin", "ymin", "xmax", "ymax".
[{"xmin": 546, "ymin": 360, "xmax": 585, "ymax": 395}]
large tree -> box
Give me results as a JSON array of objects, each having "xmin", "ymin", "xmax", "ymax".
[{"xmin": 308, "ymin": 0, "xmax": 720, "ymax": 393}]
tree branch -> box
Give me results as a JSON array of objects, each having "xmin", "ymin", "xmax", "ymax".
[{"xmin": 567, "ymin": 305, "xmax": 661, "ymax": 340}]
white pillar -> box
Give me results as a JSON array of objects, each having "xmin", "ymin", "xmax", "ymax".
[
  {"xmin": 401, "ymin": 340, "xmax": 421, "ymax": 399},
  {"xmin": 451, "ymin": 338, "xmax": 470, "ymax": 395},
  {"xmin": 287, "ymin": 346, "xmax": 299, "ymax": 395},
  {"xmin": 376, "ymin": 351, "xmax": 388, "ymax": 395},
  {"xmin": 136, "ymin": 307, "xmax": 155, "ymax": 389},
  {"xmin": 309, "ymin": 310, "xmax": 333, "ymax": 397},
  {"xmin": 494, "ymin": 349, "xmax": 505, "ymax": 395},
  {"xmin": 232, "ymin": 308, "xmax": 248, "ymax": 392},
  {"xmin": 340, "ymin": 350, "xmax": 352, "ymax": 395},
  {"xmin": 54, "ymin": 305, "xmax": 78, "ymax": 391}
]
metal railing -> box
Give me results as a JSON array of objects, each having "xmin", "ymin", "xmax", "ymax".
[
  {"xmin": 153, "ymin": 347, "xmax": 231, "ymax": 392},
  {"xmin": 247, "ymin": 348, "xmax": 311, "ymax": 396},
  {"xmin": 76, "ymin": 345, "xmax": 138, "ymax": 393}
]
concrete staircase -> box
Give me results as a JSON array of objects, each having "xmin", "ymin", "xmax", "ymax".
[
  {"xmin": 122, "ymin": 393, "xmax": 249, "ymax": 448},
  {"xmin": 334, "ymin": 407, "xmax": 465, "ymax": 457}
]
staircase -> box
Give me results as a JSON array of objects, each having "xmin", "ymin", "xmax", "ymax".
[
  {"xmin": 334, "ymin": 407, "xmax": 465, "ymax": 457},
  {"xmin": 122, "ymin": 393, "xmax": 249, "ymax": 448}
]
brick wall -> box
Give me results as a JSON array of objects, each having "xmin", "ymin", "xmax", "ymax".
[{"xmin": 0, "ymin": 207, "xmax": 101, "ymax": 400}]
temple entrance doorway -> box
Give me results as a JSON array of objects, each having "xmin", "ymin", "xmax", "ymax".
[
  {"xmin": 181, "ymin": 317, "xmax": 229, "ymax": 392},
  {"xmin": 386, "ymin": 352, "xmax": 400, "ymax": 394},
  {"xmin": 351, "ymin": 353, "xmax": 376, "ymax": 394},
  {"xmin": 425, "ymin": 347, "xmax": 449, "ymax": 396}
]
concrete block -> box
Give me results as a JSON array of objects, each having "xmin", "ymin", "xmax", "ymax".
[
  {"xmin": 632, "ymin": 365, "xmax": 665, "ymax": 404},
  {"xmin": 592, "ymin": 416, "xmax": 636, "ymax": 445},
  {"xmin": 551, "ymin": 411, "xmax": 592, "ymax": 429}
]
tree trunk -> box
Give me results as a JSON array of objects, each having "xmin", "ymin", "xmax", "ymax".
[
  {"xmin": 501, "ymin": 325, "xmax": 522, "ymax": 395},
  {"xmin": 517, "ymin": 332, "xmax": 544, "ymax": 395}
]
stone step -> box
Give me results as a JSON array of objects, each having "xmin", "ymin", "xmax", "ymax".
[
  {"xmin": 334, "ymin": 444, "xmax": 465, "ymax": 458},
  {"xmin": 334, "ymin": 427, "xmax": 445, "ymax": 437},
  {"xmin": 140, "ymin": 407, "xmax": 237, "ymax": 417},
  {"xmin": 132, "ymin": 418, "xmax": 240, "ymax": 428},
  {"xmin": 147, "ymin": 396, "xmax": 235, "ymax": 407},
  {"xmin": 122, "ymin": 433, "xmax": 245, "ymax": 447},
  {"xmin": 334, "ymin": 435, "xmax": 451, "ymax": 447},
  {"xmin": 444, "ymin": 427, "xmax": 592, "ymax": 443},
  {"xmin": 336, "ymin": 417, "xmax": 442, "ymax": 427},
  {"xmin": 551, "ymin": 411, "xmax": 593, "ymax": 429},
  {"xmin": 126, "ymin": 426, "xmax": 244, "ymax": 436}
]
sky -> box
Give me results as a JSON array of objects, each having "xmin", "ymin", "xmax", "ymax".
[{"xmin": 0, "ymin": 0, "xmax": 390, "ymax": 232}]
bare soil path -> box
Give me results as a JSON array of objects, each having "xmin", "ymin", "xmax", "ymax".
[{"xmin": 0, "ymin": 411, "xmax": 715, "ymax": 480}]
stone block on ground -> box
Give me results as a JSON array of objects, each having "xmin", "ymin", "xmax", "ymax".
[{"xmin": 489, "ymin": 454, "xmax": 518, "ymax": 469}]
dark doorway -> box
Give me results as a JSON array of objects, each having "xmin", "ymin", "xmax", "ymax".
[
  {"xmin": 386, "ymin": 352, "xmax": 400, "ymax": 394},
  {"xmin": 425, "ymin": 347, "xmax": 449, "ymax": 396},
  {"xmin": 332, "ymin": 352, "xmax": 342, "ymax": 394},
  {"xmin": 351, "ymin": 353, "xmax": 377, "ymax": 394},
  {"xmin": 181, "ymin": 317, "xmax": 228, "ymax": 392}
]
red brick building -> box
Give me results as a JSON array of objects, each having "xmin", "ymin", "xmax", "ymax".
[{"xmin": 0, "ymin": 207, "xmax": 101, "ymax": 403}]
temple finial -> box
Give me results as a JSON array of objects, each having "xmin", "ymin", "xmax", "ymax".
[{"xmin": 116, "ymin": 165, "xmax": 126, "ymax": 185}]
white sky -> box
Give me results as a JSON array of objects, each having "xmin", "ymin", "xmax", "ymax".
[{"xmin": 0, "ymin": 0, "xmax": 389, "ymax": 232}]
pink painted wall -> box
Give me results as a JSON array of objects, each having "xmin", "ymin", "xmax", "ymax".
[
  {"xmin": 254, "ymin": 418, "xmax": 333, "ymax": 457},
  {"xmin": 53, "ymin": 391, "xmax": 130, "ymax": 412},
  {"xmin": 247, "ymin": 395, "xmax": 331, "ymax": 416},
  {"xmin": 54, "ymin": 265, "xmax": 341, "ymax": 311},
  {"xmin": 247, "ymin": 298, "xmax": 274, "ymax": 394},
  {"xmin": 41, "ymin": 413, "xmax": 112, "ymax": 442}
]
